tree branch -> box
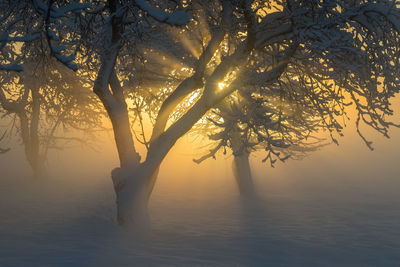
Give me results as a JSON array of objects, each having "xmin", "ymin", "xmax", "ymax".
[{"xmin": 134, "ymin": 0, "xmax": 190, "ymax": 26}]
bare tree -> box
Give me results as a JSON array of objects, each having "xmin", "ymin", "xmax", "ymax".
[
  {"xmin": 88, "ymin": 0, "xmax": 400, "ymax": 226},
  {"xmin": 130, "ymin": 0, "xmax": 400, "ymax": 201},
  {"xmin": 192, "ymin": 93, "xmax": 326, "ymax": 197},
  {"xmin": 0, "ymin": 0, "xmax": 103, "ymax": 177},
  {"xmin": 3, "ymin": 0, "xmax": 400, "ymax": 227},
  {"xmin": 0, "ymin": 56, "xmax": 102, "ymax": 178}
]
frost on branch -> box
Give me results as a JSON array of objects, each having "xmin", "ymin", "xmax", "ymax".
[
  {"xmin": 0, "ymin": 65, "xmax": 24, "ymax": 72},
  {"xmin": 150, "ymin": 0, "xmax": 400, "ymax": 166},
  {"xmin": 287, "ymin": 0, "xmax": 400, "ymax": 149},
  {"xmin": 0, "ymin": 0, "xmax": 89, "ymax": 72},
  {"xmin": 0, "ymin": 34, "xmax": 41, "ymax": 43},
  {"xmin": 43, "ymin": 1, "xmax": 91, "ymax": 71},
  {"xmin": 135, "ymin": 0, "xmax": 190, "ymax": 26}
]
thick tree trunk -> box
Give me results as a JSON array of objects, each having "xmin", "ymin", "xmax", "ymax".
[
  {"xmin": 111, "ymin": 136, "xmax": 171, "ymax": 226},
  {"xmin": 92, "ymin": 4, "xmax": 151, "ymax": 226},
  {"xmin": 111, "ymin": 163, "xmax": 157, "ymax": 227},
  {"xmin": 95, "ymin": 71, "xmax": 146, "ymax": 226},
  {"xmin": 108, "ymin": 108, "xmax": 141, "ymax": 168},
  {"xmin": 103, "ymin": 103, "xmax": 149, "ymax": 226}
]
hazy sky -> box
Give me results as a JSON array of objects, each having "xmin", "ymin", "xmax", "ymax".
[{"xmin": 1, "ymin": 97, "xmax": 400, "ymax": 203}]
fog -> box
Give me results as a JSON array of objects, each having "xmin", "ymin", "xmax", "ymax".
[
  {"xmin": 3, "ymin": 0, "xmax": 400, "ymax": 265},
  {"xmin": 1, "ymin": 114, "xmax": 400, "ymax": 266}
]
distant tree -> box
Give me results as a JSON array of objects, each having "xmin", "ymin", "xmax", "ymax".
[
  {"xmin": 192, "ymin": 95, "xmax": 325, "ymax": 197},
  {"xmin": 0, "ymin": 0, "xmax": 102, "ymax": 177},
  {"xmin": 0, "ymin": 56, "xmax": 101, "ymax": 178},
  {"xmin": 3, "ymin": 0, "xmax": 400, "ymax": 228}
]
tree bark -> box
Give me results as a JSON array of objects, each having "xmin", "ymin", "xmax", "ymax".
[
  {"xmin": 109, "ymin": 105, "xmax": 141, "ymax": 168},
  {"xmin": 111, "ymin": 166, "xmax": 150, "ymax": 227},
  {"xmin": 97, "ymin": 82, "xmax": 147, "ymax": 226}
]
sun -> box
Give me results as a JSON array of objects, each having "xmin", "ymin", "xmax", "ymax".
[{"xmin": 218, "ymin": 82, "xmax": 226, "ymax": 90}]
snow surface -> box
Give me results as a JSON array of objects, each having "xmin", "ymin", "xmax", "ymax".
[
  {"xmin": 1, "ymin": 126, "xmax": 400, "ymax": 266},
  {"xmin": 0, "ymin": 170, "xmax": 399, "ymax": 266}
]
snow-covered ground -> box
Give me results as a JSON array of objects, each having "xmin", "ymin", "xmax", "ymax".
[{"xmin": 1, "ymin": 127, "xmax": 400, "ymax": 266}]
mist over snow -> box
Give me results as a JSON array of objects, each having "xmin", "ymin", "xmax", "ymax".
[
  {"xmin": 2, "ymin": 0, "xmax": 400, "ymax": 265},
  {"xmin": 0, "ymin": 123, "xmax": 399, "ymax": 266}
]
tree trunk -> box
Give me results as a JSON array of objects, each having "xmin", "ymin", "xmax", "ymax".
[
  {"xmin": 102, "ymin": 102, "xmax": 150, "ymax": 227},
  {"xmin": 111, "ymin": 163, "xmax": 156, "ymax": 228},
  {"xmin": 95, "ymin": 73, "xmax": 148, "ymax": 226},
  {"xmin": 29, "ymin": 88, "xmax": 46, "ymax": 178},
  {"xmin": 229, "ymin": 126, "xmax": 256, "ymax": 197},
  {"xmin": 232, "ymin": 151, "xmax": 255, "ymax": 197},
  {"xmin": 108, "ymin": 108, "xmax": 141, "ymax": 168},
  {"xmin": 17, "ymin": 106, "xmax": 46, "ymax": 178}
]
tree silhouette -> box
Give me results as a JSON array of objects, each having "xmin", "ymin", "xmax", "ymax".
[
  {"xmin": 129, "ymin": 0, "xmax": 400, "ymax": 200},
  {"xmin": 2, "ymin": 0, "xmax": 400, "ymax": 227},
  {"xmin": 0, "ymin": 56, "xmax": 101, "ymax": 178}
]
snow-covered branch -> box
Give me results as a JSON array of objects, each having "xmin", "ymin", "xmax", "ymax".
[
  {"xmin": 33, "ymin": 0, "xmax": 91, "ymax": 18},
  {"xmin": 0, "ymin": 65, "xmax": 24, "ymax": 72},
  {"xmin": 135, "ymin": 0, "xmax": 190, "ymax": 26},
  {"xmin": 0, "ymin": 34, "xmax": 41, "ymax": 43}
]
